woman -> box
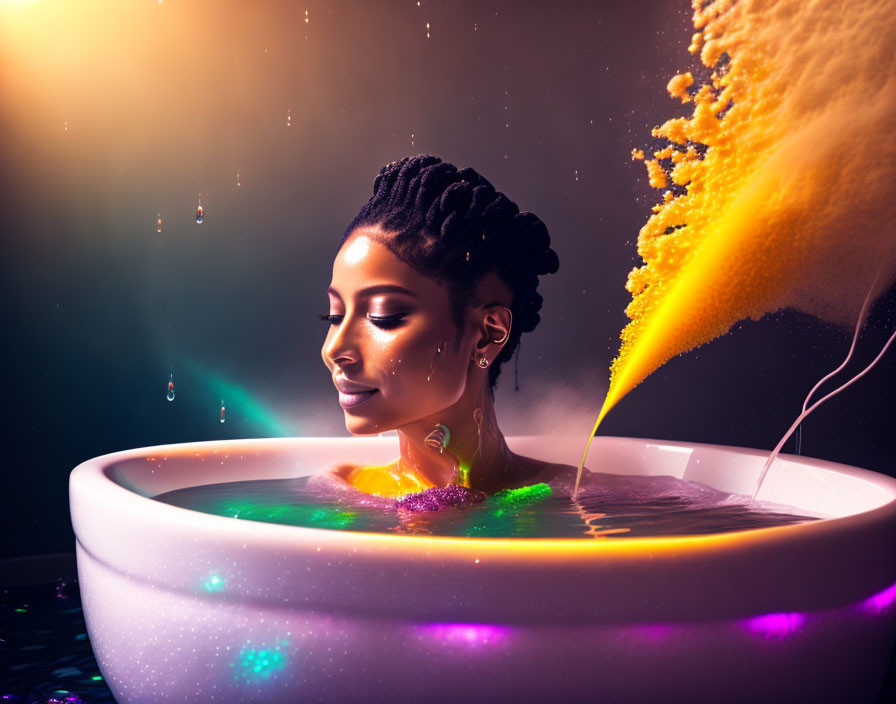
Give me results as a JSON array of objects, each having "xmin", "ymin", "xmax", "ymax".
[{"xmin": 320, "ymin": 155, "xmax": 574, "ymax": 503}]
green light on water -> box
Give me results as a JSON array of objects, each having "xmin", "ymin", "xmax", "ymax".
[
  {"xmin": 489, "ymin": 483, "xmax": 552, "ymax": 506},
  {"xmin": 464, "ymin": 483, "xmax": 552, "ymax": 537},
  {"xmin": 220, "ymin": 500, "xmax": 357, "ymax": 529}
]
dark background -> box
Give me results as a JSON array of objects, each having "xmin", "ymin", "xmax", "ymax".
[{"xmin": 1, "ymin": 0, "xmax": 893, "ymax": 559}]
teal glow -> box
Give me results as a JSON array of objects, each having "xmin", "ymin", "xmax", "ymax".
[
  {"xmin": 91, "ymin": 675, "xmax": 103, "ymax": 681},
  {"xmin": 183, "ymin": 359, "xmax": 293, "ymax": 436},
  {"xmin": 203, "ymin": 573, "xmax": 226, "ymax": 592},
  {"xmin": 232, "ymin": 639, "xmax": 290, "ymax": 683}
]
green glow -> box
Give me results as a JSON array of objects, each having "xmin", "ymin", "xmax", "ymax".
[
  {"xmin": 14, "ymin": 608, "xmax": 27, "ymax": 613},
  {"xmin": 91, "ymin": 675, "xmax": 103, "ymax": 681},
  {"xmin": 458, "ymin": 461, "xmax": 471, "ymax": 487},
  {"xmin": 182, "ymin": 359, "xmax": 292, "ymax": 436},
  {"xmin": 489, "ymin": 483, "xmax": 553, "ymax": 506},
  {"xmin": 203, "ymin": 574, "xmax": 226, "ymax": 592},
  {"xmin": 220, "ymin": 499, "xmax": 358, "ymax": 529},
  {"xmin": 464, "ymin": 484, "xmax": 552, "ymax": 537},
  {"xmin": 232, "ymin": 639, "xmax": 290, "ymax": 683}
]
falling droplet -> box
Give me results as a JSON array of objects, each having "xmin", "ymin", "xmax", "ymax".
[
  {"xmin": 426, "ymin": 22, "xmax": 430, "ymax": 38},
  {"xmin": 64, "ymin": 121, "xmax": 68, "ymax": 132},
  {"xmin": 220, "ymin": 401, "xmax": 226, "ymax": 423},
  {"xmin": 156, "ymin": 214, "xmax": 162, "ymax": 233},
  {"xmin": 287, "ymin": 109, "xmax": 292, "ymax": 127},
  {"xmin": 574, "ymin": 169, "xmax": 579, "ymax": 181},
  {"xmin": 236, "ymin": 172, "xmax": 241, "ymax": 187},
  {"xmin": 167, "ymin": 373, "xmax": 175, "ymax": 402},
  {"xmin": 304, "ymin": 9, "xmax": 309, "ymax": 23},
  {"xmin": 196, "ymin": 204, "xmax": 204, "ymax": 224},
  {"xmin": 465, "ymin": 251, "xmax": 470, "ymax": 262}
]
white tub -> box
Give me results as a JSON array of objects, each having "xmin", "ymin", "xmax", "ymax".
[{"xmin": 69, "ymin": 436, "xmax": 896, "ymax": 703}]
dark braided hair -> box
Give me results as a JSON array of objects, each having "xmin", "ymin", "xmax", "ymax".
[{"xmin": 340, "ymin": 155, "xmax": 560, "ymax": 391}]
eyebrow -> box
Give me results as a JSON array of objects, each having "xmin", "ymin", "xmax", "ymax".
[{"xmin": 327, "ymin": 284, "xmax": 418, "ymax": 300}]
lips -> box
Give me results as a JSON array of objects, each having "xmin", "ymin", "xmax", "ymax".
[
  {"xmin": 338, "ymin": 389, "xmax": 378, "ymax": 408},
  {"xmin": 334, "ymin": 378, "xmax": 379, "ymax": 409}
]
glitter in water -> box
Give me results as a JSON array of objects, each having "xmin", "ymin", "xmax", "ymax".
[
  {"xmin": 396, "ymin": 485, "xmax": 487, "ymax": 512},
  {"xmin": 156, "ymin": 214, "xmax": 162, "ymax": 233},
  {"xmin": 166, "ymin": 372, "xmax": 175, "ymax": 402}
]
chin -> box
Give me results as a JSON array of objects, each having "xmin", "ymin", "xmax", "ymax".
[{"xmin": 343, "ymin": 415, "xmax": 385, "ymax": 436}]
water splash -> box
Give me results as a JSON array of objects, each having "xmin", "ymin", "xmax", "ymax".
[{"xmin": 575, "ymin": 0, "xmax": 896, "ymax": 494}]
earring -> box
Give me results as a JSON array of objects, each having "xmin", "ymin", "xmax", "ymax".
[
  {"xmin": 424, "ymin": 424, "xmax": 451, "ymax": 455},
  {"xmin": 477, "ymin": 355, "xmax": 489, "ymax": 368},
  {"xmin": 473, "ymin": 408, "xmax": 483, "ymax": 458}
]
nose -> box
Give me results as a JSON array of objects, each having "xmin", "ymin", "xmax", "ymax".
[{"xmin": 321, "ymin": 314, "xmax": 360, "ymax": 370}]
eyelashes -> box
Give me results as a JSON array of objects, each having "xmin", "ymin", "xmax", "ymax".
[{"xmin": 318, "ymin": 313, "xmax": 407, "ymax": 330}]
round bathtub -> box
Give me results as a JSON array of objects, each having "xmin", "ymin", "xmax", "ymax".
[{"xmin": 69, "ymin": 436, "xmax": 896, "ymax": 703}]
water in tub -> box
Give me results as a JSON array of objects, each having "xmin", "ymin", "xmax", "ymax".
[{"xmin": 153, "ymin": 470, "xmax": 821, "ymax": 538}]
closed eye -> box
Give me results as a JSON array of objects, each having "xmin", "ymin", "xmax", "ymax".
[
  {"xmin": 367, "ymin": 313, "xmax": 407, "ymax": 329},
  {"xmin": 317, "ymin": 313, "xmax": 407, "ymax": 329}
]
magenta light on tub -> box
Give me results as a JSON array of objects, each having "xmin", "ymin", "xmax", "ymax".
[{"xmin": 70, "ymin": 435, "xmax": 896, "ymax": 704}]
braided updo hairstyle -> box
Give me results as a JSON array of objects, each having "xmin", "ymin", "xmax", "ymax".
[{"xmin": 339, "ymin": 155, "xmax": 560, "ymax": 391}]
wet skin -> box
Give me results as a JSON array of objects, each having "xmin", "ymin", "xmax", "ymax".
[{"xmin": 321, "ymin": 226, "xmax": 571, "ymax": 496}]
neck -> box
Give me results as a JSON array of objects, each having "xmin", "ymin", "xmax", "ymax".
[{"xmin": 395, "ymin": 380, "xmax": 515, "ymax": 493}]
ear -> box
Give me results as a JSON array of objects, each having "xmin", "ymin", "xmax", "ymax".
[{"xmin": 475, "ymin": 306, "xmax": 512, "ymax": 356}]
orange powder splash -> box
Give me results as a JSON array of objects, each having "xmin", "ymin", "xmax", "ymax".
[{"xmin": 576, "ymin": 0, "xmax": 896, "ymax": 491}]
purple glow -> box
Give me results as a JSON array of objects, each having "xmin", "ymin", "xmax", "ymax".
[
  {"xmin": 861, "ymin": 581, "xmax": 896, "ymax": 615},
  {"xmin": 744, "ymin": 612, "xmax": 805, "ymax": 639},
  {"xmin": 630, "ymin": 624, "xmax": 674, "ymax": 640},
  {"xmin": 419, "ymin": 623, "xmax": 511, "ymax": 647}
]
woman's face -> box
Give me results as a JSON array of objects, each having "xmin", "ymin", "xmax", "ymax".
[{"xmin": 321, "ymin": 226, "xmax": 478, "ymax": 435}]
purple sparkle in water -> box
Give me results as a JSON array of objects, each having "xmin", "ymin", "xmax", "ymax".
[
  {"xmin": 744, "ymin": 612, "xmax": 805, "ymax": 639},
  {"xmin": 861, "ymin": 581, "xmax": 896, "ymax": 615},
  {"xmin": 396, "ymin": 485, "xmax": 487, "ymax": 512}
]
